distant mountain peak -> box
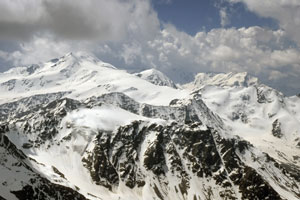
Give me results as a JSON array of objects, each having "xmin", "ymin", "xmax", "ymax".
[
  {"xmin": 42, "ymin": 52, "xmax": 117, "ymax": 74},
  {"xmin": 134, "ymin": 68, "xmax": 177, "ymax": 88},
  {"xmin": 186, "ymin": 71, "xmax": 259, "ymax": 90},
  {"xmin": 47, "ymin": 52, "xmax": 103, "ymax": 65}
]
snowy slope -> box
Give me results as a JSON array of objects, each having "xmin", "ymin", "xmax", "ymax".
[
  {"xmin": 134, "ymin": 68, "xmax": 178, "ymax": 88},
  {"xmin": 0, "ymin": 52, "xmax": 188, "ymax": 106},
  {"xmin": 185, "ymin": 72, "xmax": 259, "ymax": 90},
  {"xmin": 184, "ymin": 72, "xmax": 300, "ymax": 167},
  {"xmin": 0, "ymin": 124, "xmax": 88, "ymax": 200}
]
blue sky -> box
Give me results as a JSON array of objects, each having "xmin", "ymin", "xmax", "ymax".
[{"xmin": 152, "ymin": 0, "xmax": 278, "ymax": 35}]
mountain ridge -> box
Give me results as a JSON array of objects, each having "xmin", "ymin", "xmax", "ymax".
[
  {"xmin": 184, "ymin": 71, "xmax": 260, "ymax": 91},
  {"xmin": 0, "ymin": 52, "xmax": 188, "ymax": 106}
]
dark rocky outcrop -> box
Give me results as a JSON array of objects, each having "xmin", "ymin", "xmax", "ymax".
[
  {"xmin": 272, "ymin": 119, "xmax": 283, "ymax": 138},
  {"xmin": 11, "ymin": 178, "xmax": 87, "ymax": 200}
]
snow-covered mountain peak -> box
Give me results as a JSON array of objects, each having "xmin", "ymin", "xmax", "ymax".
[
  {"xmin": 134, "ymin": 68, "xmax": 177, "ymax": 88},
  {"xmin": 0, "ymin": 53, "xmax": 188, "ymax": 106},
  {"xmin": 42, "ymin": 52, "xmax": 116, "ymax": 72},
  {"xmin": 186, "ymin": 71, "xmax": 259, "ymax": 90},
  {"xmin": 58, "ymin": 51, "xmax": 97, "ymax": 61},
  {"xmin": 65, "ymin": 51, "xmax": 112, "ymax": 67}
]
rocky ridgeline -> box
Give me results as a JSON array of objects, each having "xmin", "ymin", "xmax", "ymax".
[
  {"xmin": 4, "ymin": 92, "xmax": 223, "ymax": 148},
  {"xmin": 0, "ymin": 92, "xmax": 69, "ymax": 121}
]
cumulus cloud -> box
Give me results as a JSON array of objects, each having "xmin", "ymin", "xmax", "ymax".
[
  {"xmin": 0, "ymin": 0, "xmax": 159, "ymax": 41},
  {"xmin": 3, "ymin": 36, "xmax": 75, "ymax": 66},
  {"xmin": 227, "ymin": 0, "xmax": 300, "ymax": 44},
  {"xmin": 269, "ymin": 70, "xmax": 289, "ymax": 81},
  {"xmin": 151, "ymin": 26, "xmax": 299, "ymax": 77}
]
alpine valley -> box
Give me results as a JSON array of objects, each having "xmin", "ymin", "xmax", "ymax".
[{"xmin": 0, "ymin": 52, "xmax": 299, "ymax": 200}]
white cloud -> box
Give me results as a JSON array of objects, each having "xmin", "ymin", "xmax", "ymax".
[
  {"xmin": 121, "ymin": 43, "xmax": 142, "ymax": 65},
  {"xmin": 227, "ymin": 0, "xmax": 300, "ymax": 44},
  {"xmin": 123, "ymin": 25, "xmax": 300, "ymax": 94},
  {"xmin": 8, "ymin": 36, "xmax": 75, "ymax": 66},
  {"xmin": 269, "ymin": 70, "xmax": 288, "ymax": 81},
  {"xmin": 142, "ymin": 26, "xmax": 297, "ymax": 74},
  {"xmin": 0, "ymin": 0, "xmax": 159, "ymax": 42}
]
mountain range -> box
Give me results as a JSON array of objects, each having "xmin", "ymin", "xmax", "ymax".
[{"xmin": 0, "ymin": 52, "xmax": 299, "ymax": 200}]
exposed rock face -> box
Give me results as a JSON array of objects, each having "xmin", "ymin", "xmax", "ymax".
[
  {"xmin": 272, "ymin": 119, "xmax": 283, "ymax": 138},
  {"xmin": 255, "ymin": 85, "xmax": 285, "ymax": 104},
  {"xmin": 0, "ymin": 79, "xmax": 16, "ymax": 91},
  {"xmin": 11, "ymin": 179, "xmax": 87, "ymax": 200},
  {"xmin": 0, "ymin": 92, "xmax": 69, "ymax": 121},
  {"xmin": 7, "ymin": 98, "xmax": 81, "ymax": 148},
  {"xmin": 82, "ymin": 120, "xmax": 299, "ymax": 199}
]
